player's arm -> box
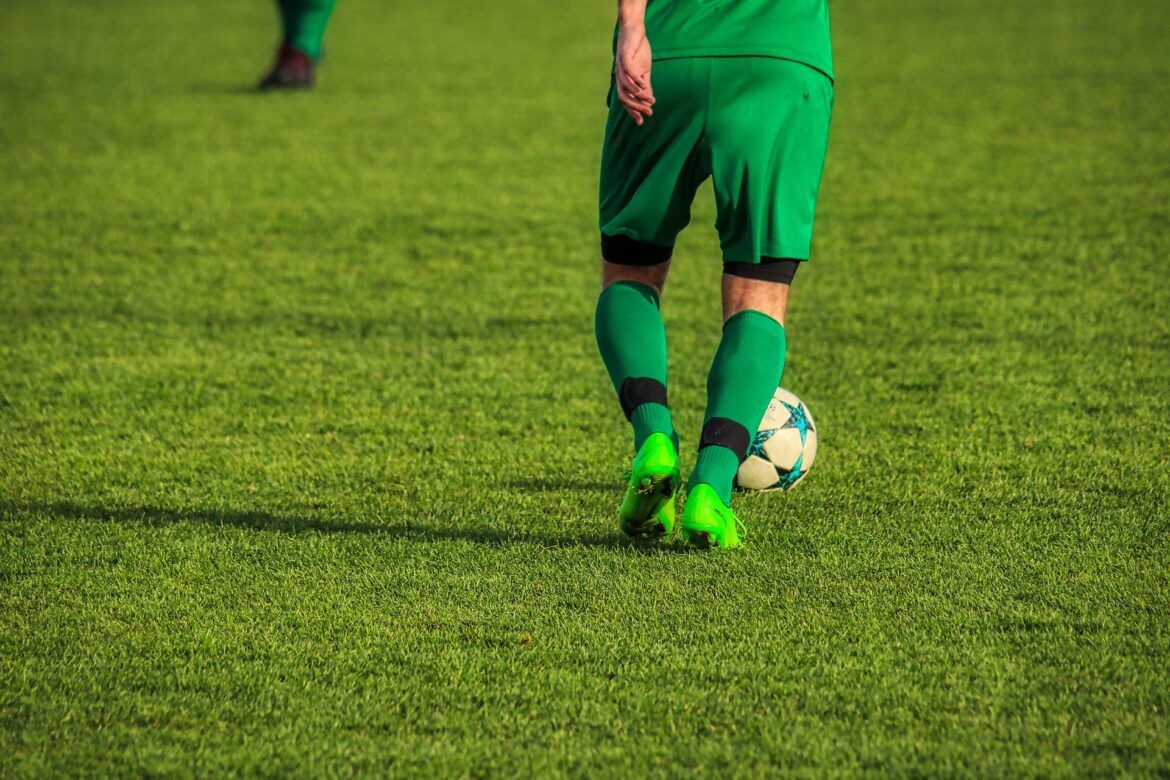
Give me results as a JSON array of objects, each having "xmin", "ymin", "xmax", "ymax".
[{"xmin": 616, "ymin": 0, "xmax": 655, "ymax": 125}]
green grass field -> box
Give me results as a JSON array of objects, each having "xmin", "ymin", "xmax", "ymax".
[{"xmin": 3, "ymin": 0, "xmax": 1169, "ymax": 775}]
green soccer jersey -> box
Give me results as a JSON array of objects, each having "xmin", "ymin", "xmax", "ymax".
[{"xmin": 623, "ymin": 0, "xmax": 833, "ymax": 81}]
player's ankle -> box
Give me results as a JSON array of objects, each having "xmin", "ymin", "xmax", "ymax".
[
  {"xmin": 631, "ymin": 403, "xmax": 674, "ymax": 452},
  {"xmin": 688, "ymin": 446, "xmax": 738, "ymax": 506}
]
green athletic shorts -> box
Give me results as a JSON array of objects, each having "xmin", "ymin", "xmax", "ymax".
[{"xmin": 599, "ymin": 57, "xmax": 833, "ymax": 268}]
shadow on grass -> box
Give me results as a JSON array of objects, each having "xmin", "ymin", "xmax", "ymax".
[{"xmin": 0, "ymin": 501, "xmax": 690, "ymax": 555}]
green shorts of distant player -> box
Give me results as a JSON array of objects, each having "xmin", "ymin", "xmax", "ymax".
[{"xmin": 599, "ymin": 56, "xmax": 833, "ymax": 268}]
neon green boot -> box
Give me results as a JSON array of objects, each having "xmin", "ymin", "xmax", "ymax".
[
  {"xmin": 680, "ymin": 483, "xmax": 744, "ymax": 549},
  {"xmin": 619, "ymin": 432, "xmax": 680, "ymax": 538}
]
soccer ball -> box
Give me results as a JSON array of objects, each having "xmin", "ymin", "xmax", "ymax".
[{"xmin": 735, "ymin": 387, "xmax": 818, "ymax": 492}]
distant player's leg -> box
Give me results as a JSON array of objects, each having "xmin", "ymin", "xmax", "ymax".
[
  {"xmin": 596, "ymin": 258, "xmax": 679, "ymax": 538},
  {"xmin": 682, "ymin": 272, "xmax": 791, "ymax": 549},
  {"xmin": 281, "ymin": 0, "xmax": 334, "ymax": 61},
  {"xmin": 259, "ymin": 0, "xmax": 337, "ymax": 90},
  {"xmin": 596, "ymin": 59, "xmax": 708, "ymax": 538}
]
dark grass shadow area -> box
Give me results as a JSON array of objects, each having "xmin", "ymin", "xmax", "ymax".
[{"xmin": 0, "ymin": 501, "xmax": 692, "ymax": 555}]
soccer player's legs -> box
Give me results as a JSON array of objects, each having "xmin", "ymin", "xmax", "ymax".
[
  {"xmin": 596, "ymin": 262, "xmax": 673, "ymax": 453},
  {"xmin": 682, "ymin": 278, "xmax": 788, "ymax": 549},
  {"xmin": 595, "ymin": 262, "xmax": 680, "ymax": 538},
  {"xmin": 682, "ymin": 58, "xmax": 832, "ymax": 548},
  {"xmin": 597, "ymin": 56, "xmax": 709, "ymax": 448},
  {"xmin": 596, "ymin": 59, "xmax": 710, "ymax": 537},
  {"xmin": 595, "ymin": 265, "xmax": 681, "ymax": 539}
]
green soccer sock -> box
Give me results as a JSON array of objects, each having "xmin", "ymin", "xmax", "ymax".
[
  {"xmin": 595, "ymin": 281, "xmax": 677, "ymax": 453},
  {"xmin": 689, "ymin": 310, "xmax": 787, "ymax": 506},
  {"xmin": 277, "ymin": 0, "xmax": 336, "ymax": 61}
]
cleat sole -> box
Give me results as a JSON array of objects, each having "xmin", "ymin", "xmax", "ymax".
[{"xmin": 620, "ymin": 472, "xmax": 678, "ymax": 538}]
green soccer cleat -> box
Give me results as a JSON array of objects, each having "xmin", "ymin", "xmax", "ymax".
[
  {"xmin": 619, "ymin": 432, "xmax": 680, "ymax": 538},
  {"xmin": 680, "ymin": 483, "xmax": 744, "ymax": 549}
]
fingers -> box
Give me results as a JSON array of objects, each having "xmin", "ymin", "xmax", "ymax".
[
  {"xmin": 615, "ymin": 43, "xmax": 655, "ymax": 126},
  {"xmin": 617, "ymin": 67, "xmax": 652, "ymax": 97},
  {"xmin": 623, "ymin": 81, "xmax": 654, "ymax": 107},
  {"xmin": 617, "ymin": 87, "xmax": 653, "ymax": 125},
  {"xmin": 615, "ymin": 69, "xmax": 655, "ymax": 126},
  {"xmin": 617, "ymin": 83, "xmax": 654, "ymax": 111},
  {"xmin": 619, "ymin": 96, "xmax": 653, "ymax": 125},
  {"xmin": 622, "ymin": 67, "xmax": 649, "ymax": 93}
]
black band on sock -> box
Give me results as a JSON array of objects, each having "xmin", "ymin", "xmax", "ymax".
[
  {"xmin": 602, "ymin": 234, "xmax": 674, "ymax": 266},
  {"xmin": 723, "ymin": 257, "xmax": 801, "ymax": 285},
  {"xmin": 698, "ymin": 417, "xmax": 751, "ymax": 462},
  {"xmin": 619, "ymin": 377, "xmax": 668, "ymax": 420}
]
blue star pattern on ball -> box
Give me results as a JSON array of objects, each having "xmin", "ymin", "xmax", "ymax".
[
  {"xmin": 775, "ymin": 455, "xmax": 806, "ymax": 489},
  {"xmin": 748, "ymin": 428, "xmax": 778, "ymax": 459},
  {"xmin": 780, "ymin": 401, "xmax": 814, "ymax": 445}
]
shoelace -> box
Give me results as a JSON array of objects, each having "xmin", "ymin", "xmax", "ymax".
[{"xmin": 734, "ymin": 515, "xmax": 749, "ymax": 539}]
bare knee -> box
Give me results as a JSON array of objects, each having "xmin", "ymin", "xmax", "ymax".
[
  {"xmin": 722, "ymin": 274, "xmax": 790, "ymax": 325},
  {"xmin": 602, "ymin": 260, "xmax": 671, "ymax": 298}
]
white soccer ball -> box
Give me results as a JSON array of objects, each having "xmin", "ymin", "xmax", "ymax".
[{"xmin": 735, "ymin": 387, "xmax": 818, "ymax": 492}]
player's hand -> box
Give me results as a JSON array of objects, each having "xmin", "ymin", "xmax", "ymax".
[{"xmin": 615, "ymin": 25, "xmax": 654, "ymax": 126}]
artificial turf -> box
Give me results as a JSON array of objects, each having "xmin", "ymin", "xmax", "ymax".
[{"xmin": 2, "ymin": 0, "xmax": 1169, "ymax": 775}]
